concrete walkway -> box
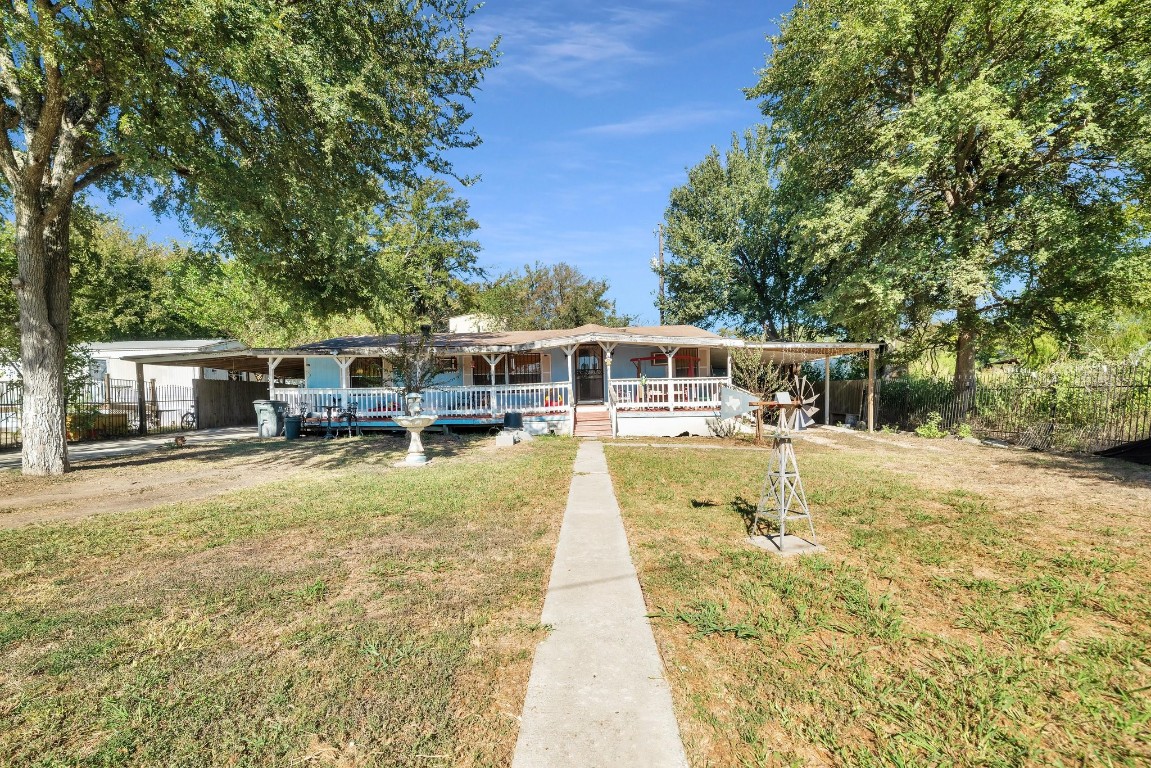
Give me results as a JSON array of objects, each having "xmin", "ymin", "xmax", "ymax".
[
  {"xmin": 513, "ymin": 440, "xmax": 689, "ymax": 768},
  {"xmin": 0, "ymin": 427, "xmax": 261, "ymax": 470}
]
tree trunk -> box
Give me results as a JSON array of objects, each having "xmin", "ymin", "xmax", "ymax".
[
  {"xmin": 15, "ymin": 195, "xmax": 72, "ymax": 476},
  {"xmin": 953, "ymin": 297, "xmax": 979, "ymax": 387},
  {"xmin": 953, "ymin": 297, "xmax": 979, "ymax": 421}
]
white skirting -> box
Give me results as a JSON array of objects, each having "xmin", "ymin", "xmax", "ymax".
[{"xmin": 614, "ymin": 411, "xmax": 717, "ymax": 437}]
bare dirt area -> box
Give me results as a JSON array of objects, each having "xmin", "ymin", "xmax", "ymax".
[{"xmin": 0, "ymin": 434, "xmax": 416, "ymax": 529}]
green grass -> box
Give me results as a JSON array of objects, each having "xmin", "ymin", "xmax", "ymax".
[
  {"xmin": 0, "ymin": 436, "xmax": 578, "ymax": 768},
  {"xmin": 605, "ymin": 442, "xmax": 1151, "ymax": 767}
]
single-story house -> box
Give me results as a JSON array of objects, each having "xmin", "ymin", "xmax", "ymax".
[{"xmin": 124, "ymin": 323, "xmax": 880, "ymax": 437}]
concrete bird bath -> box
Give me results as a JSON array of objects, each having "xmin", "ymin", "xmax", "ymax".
[{"xmin": 394, "ymin": 392, "xmax": 437, "ymax": 466}]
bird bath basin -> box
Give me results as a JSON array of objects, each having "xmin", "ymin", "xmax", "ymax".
[{"xmin": 394, "ymin": 392, "xmax": 438, "ymax": 466}]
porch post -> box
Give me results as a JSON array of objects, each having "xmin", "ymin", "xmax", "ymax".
[
  {"xmin": 335, "ymin": 356, "xmax": 354, "ymax": 390},
  {"xmin": 268, "ymin": 356, "xmax": 283, "ymax": 399},
  {"xmin": 662, "ymin": 346, "xmax": 679, "ymax": 411},
  {"xmin": 598, "ymin": 342, "xmax": 617, "ymax": 403},
  {"xmin": 726, "ymin": 348, "xmax": 733, "ymax": 385},
  {"xmin": 563, "ymin": 344, "xmax": 577, "ymax": 436},
  {"xmin": 483, "ymin": 353, "xmax": 504, "ymax": 417},
  {"xmin": 823, "ymin": 355, "xmax": 831, "ymax": 426},
  {"xmin": 867, "ymin": 348, "xmax": 876, "ymax": 432}
]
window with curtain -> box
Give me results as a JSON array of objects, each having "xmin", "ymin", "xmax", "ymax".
[{"xmin": 675, "ymin": 348, "xmax": 699, "ymax": 378}]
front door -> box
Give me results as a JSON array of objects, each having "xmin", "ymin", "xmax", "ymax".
[{"xmin": 575, "ymin": 345, "xmax": 604, "ymax": 403}]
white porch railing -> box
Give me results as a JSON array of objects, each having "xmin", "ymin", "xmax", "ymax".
[
  {"xmin": 609, "ymin": 377, "xmax": 727, "ymax": 411},
  {"xmin": 270, "ymin": 383, "xmax": 571, "ymax": 418}
]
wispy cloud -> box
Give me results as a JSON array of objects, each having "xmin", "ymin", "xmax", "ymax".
[
  {"xmin": 576, "ymin": 105, "xmax": 745, "ymax": 138},
  {"xmin": 474, "ymin": 6, "xmax": 672, "ymax": 95}
]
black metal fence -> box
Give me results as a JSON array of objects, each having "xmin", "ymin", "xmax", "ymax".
[
  {"xmin": 0, "ymin": 378, "xmax": 195, "ymax": 451},
  {"xmin": 874, "ymin": 361, "xmax": 1151, "ymax": 453}
]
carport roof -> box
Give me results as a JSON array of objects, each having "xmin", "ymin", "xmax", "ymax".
[{"xmin": 743, "ymin": 341, "xmax": 881, "ymax": 365}]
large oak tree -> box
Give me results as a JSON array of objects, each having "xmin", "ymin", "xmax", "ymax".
[
  {"xmin": 751, "ymin": 0, "xmax": 1151, "ymax": 384},
  {"xmin": 1, "ymin": 0, "xmax": 495, "ymax": 474}
]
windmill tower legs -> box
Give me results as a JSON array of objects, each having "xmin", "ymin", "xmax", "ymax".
[{"xmin": 749, "ymin": 433, "xmax": 825, "ymax": 557}]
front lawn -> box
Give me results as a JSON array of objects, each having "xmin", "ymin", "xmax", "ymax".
[
  {"xmin": 0, "ymin": 436, "xmax": 578, "ymax": 767},
  {"xmin": 605, "ymin": 434, "xmax": 1151, "ymax": 767}
]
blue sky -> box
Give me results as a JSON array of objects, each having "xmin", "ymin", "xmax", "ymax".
[{"xmin": 97, "ymin": 1, "xmax": 793, "ymax": 326}]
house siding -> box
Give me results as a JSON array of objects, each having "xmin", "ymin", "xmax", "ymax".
[{"xmin": 305, "ymin": 357, "xmax": 342, "ymax": 388}]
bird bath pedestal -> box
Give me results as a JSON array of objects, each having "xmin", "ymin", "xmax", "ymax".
[{"xmin": 394, "ymin": 392, "xmax": 438, "ymax": 466}]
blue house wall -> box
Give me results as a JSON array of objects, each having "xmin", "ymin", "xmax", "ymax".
[
  {"xmin": 300, "ymin": 347, "xmax": 725, "ymax": 388},
  {"xmin": 304, "ymin": 357, "xmax": 341, "ymax": 388}
]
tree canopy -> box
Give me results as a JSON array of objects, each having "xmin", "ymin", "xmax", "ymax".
[
  {"xmin": 1, "ymin": 0, "xmax": 496, "ymax": 473},
  {"xmin": 655, "ymin": 0, "xmax": 1149, "ymax": 378},
  {"xmin": 465, "ymin": 261, "xmax": 633, "ymax": 331},
  {"xmin": 660, "ymin": 128, "xmax": 827, "ymax": 340}
]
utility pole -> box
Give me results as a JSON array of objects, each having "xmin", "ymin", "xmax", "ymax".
[{"xmin": 653, "ymin": 224, "xmax": 665, "ymax": 325}]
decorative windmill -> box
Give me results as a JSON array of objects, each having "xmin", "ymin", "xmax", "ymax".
[
  {"xmin": 749, "ymin": 391, "xmax": 823, "ymax": 556},
  {"xmin": 786, "ymin": 374, "xmax": 820, "ymax": 431}
]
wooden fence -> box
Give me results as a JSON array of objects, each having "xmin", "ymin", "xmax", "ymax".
[{"xmin": 193, "ymin": 379, "xmax": 270, "ymax": 429}]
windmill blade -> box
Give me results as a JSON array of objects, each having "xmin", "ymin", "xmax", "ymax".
[
  {"xmin": 799, "ymin": 376, "xmax": 819, "ymax": 404},
  {"xmin": 719, "ymin": 385, "xmax": 759, "ymax": 419}
]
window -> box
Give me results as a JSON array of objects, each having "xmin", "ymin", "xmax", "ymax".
[
  {"xmin": 350, "ymin": 360, "xmax": 384, "ymax": 388},
  {"xmin": 436, "ymin": 356, "xmax": 459, "ymax": 373},
  {"xmin": 508, "ymin": 353, "xmax": 542, "ymax": 384},
  {"xmin": 472, "ymin": 353, "xmax": 542, "ymax": 385},
  {"xmin": 675, "ymin": 348, "xmax": 700, "ymax": 378}
]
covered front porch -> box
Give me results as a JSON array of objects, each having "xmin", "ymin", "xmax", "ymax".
[
  {"xmin": 123, "ymin": 325, "xmax": 881, "ymax": 438},
  {"xmin": 270, "ymin": 382, "xmax": 572, "ymax": 433},
  {"xmin": 255, "ymin": 326, "xmax": 740, "ymax": 435}
]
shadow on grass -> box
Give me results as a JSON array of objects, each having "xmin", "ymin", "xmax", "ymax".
[
  {"xmin": 70, "ymin": 432, "xmax": 478, "ymax": 473},
  {"xmin": 1007, "ymin": 450, "xmax": 1151, "ymax": 491},
  {"xmin": 731, "ymin": 494, "xmax": 762, "ymax": 536}
]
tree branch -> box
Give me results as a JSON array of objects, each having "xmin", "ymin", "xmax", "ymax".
[
  {"xmin": 0, "ymin": 111, "xmax": 18, "ymax": 184},
  {"xmin": 41, "ymin": 152, "xmax": 120, "ymax": 225}
]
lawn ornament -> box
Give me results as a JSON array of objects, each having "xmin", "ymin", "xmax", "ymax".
[
  {"xmin": 750, "ymin": 392, "xmax": 822, "ymax": 556},
  {"xmin": 788, "ymin": 375, "xmax": 820, "ymax": 430},
  {"xmin": 393, "ymin": 392, "xmax": 438, "ymax": 466}
]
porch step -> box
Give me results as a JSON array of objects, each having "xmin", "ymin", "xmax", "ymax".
[{"xmin": 574, "ymin": 408, "xmax": 612, "ymax": 438}]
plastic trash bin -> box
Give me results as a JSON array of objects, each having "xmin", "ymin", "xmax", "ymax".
[
  {"xmin": 284, "ymin": 415, "xmax": 302, "ymax": 440},
  {"xmin": 254, "ymin": 400, "xmax": 289, "ymax": 437},
  {"xmin": 503, "ymin": 411, "xmax": 524, "ymax": 430}
]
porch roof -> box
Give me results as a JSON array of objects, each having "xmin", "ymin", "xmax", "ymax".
[
  {"xmin": 251, "ymin": 323, "xmax": 735, "ymax": 356},
  {"xmin": 120, "ymin": 327, "xmax": 880, "ymax": 374}
]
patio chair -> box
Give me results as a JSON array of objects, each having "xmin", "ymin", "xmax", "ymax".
[{"xmin": 337, "ymin": 403, "xmax": 362, "ymax": 437}]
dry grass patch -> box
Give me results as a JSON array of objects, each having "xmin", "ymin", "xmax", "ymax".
[
  {"xmin": 0, "ymin": 436, "xmax": 577, "ymax": 767},
  {"xmin": 605, "ymin": 434, "xmax": 1151, "ymax": 767}
]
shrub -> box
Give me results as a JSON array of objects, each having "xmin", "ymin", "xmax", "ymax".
[{"xmin": 915, "ymin": 412, "xmax": 947, "ymax": 439}]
